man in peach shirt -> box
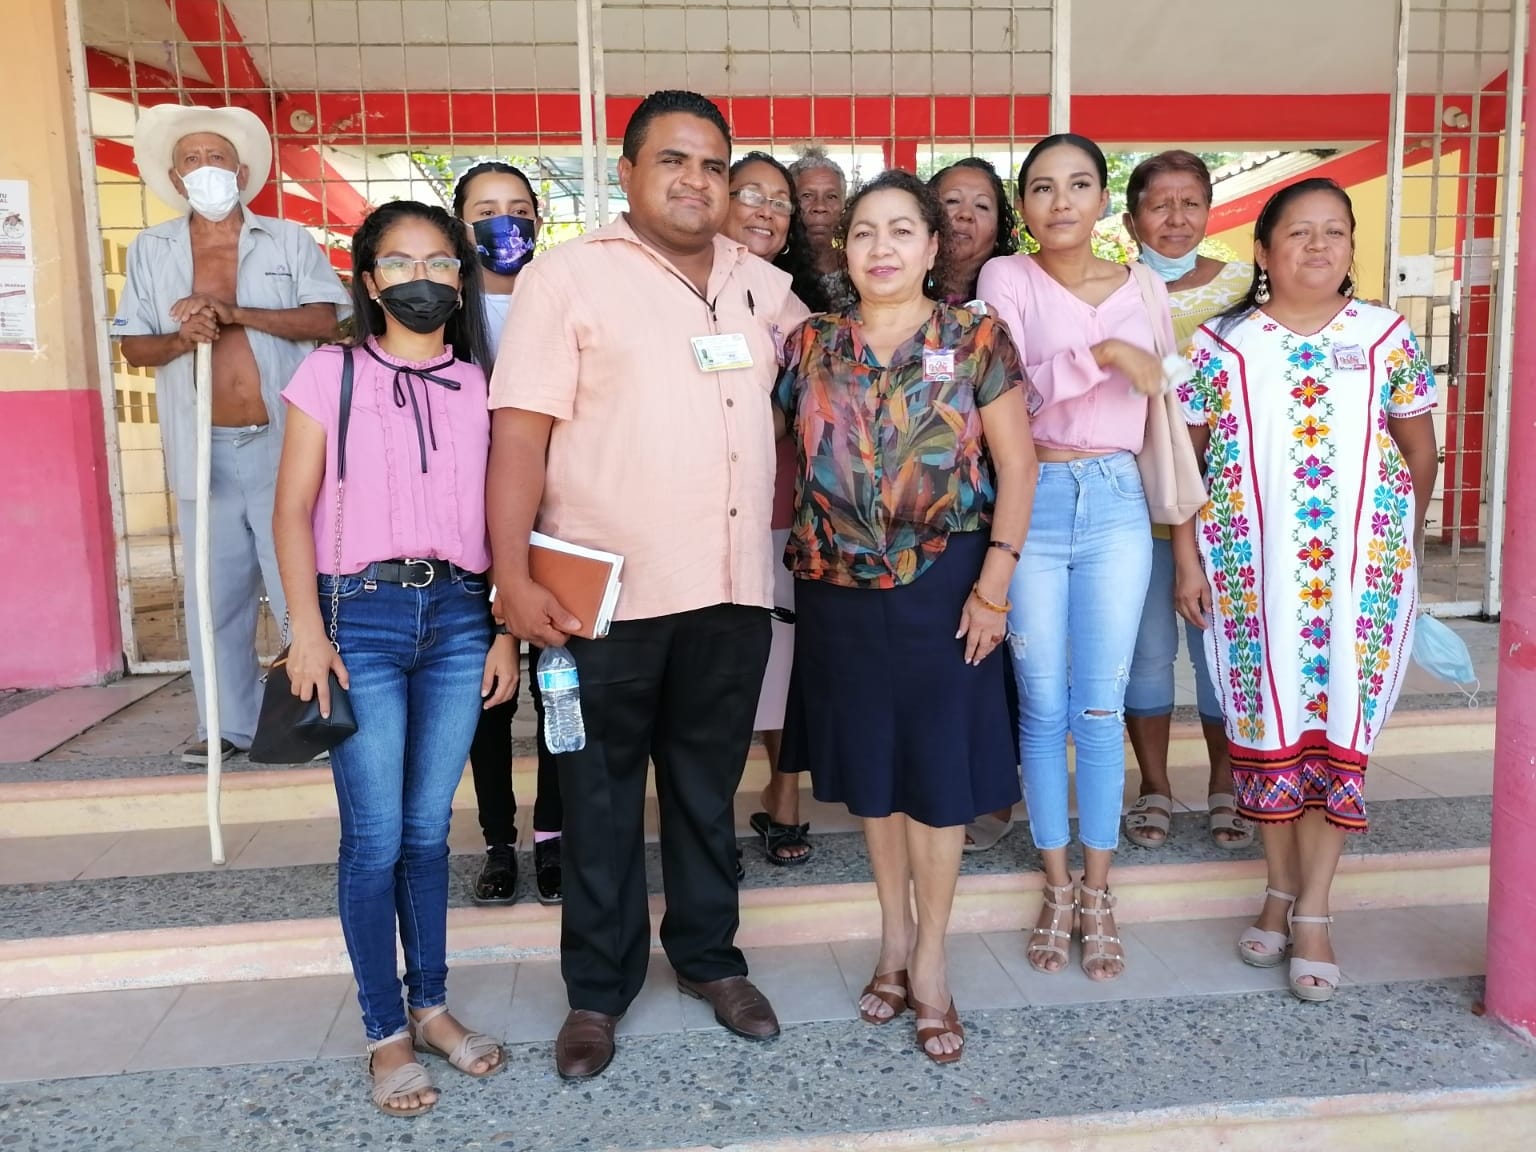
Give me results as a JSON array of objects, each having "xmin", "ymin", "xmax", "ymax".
[{"xmin": 487, "ymin": 90, "xmax": 810, "ymax": 1081}]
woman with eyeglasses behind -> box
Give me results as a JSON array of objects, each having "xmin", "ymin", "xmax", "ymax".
[
  {"xmin": 273, "ymin": 200, "xmax": 517, "ymax": 1117},
  {"xmin": 722, "ymin": 152, "xmax": 823, "ymax": 869}
]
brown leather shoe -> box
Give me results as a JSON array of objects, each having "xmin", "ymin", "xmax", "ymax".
[
  {"xmin": 677, "ymin": 975, "xmax": 780, "ymax": 1040},
  {"xmin": 555, "ymin": 1009, "xmax": 620, "ymax": 1080}
]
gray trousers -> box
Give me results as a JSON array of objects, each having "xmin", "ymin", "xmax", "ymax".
[{"xmin": 177, "ymin": 425, "xmax": 287, "ymax": 748}]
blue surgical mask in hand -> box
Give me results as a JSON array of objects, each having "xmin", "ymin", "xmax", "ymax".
[{"xmin": 1412, "ymin": 614, "xmax": 1479, "ymax": 704}]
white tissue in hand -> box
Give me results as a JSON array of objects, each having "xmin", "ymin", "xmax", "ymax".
[{"xmin": 1162, "ymin": 354, "xmax": 1194, "ymax": 391}]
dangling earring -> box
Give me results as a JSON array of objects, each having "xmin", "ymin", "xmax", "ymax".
[{"xmin": 1255, "ymin": 268, "xmax": 1271, "ymax": 305}]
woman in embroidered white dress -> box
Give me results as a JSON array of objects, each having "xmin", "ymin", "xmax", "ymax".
[{"xmin": 1173, "ymin": 179, "xmax": 1439, "ymax": 1003}]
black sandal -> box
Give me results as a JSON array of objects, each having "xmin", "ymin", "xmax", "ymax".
[{"xmin": 749, "ymin": 812, "xmax": 814, "ymax": 866}]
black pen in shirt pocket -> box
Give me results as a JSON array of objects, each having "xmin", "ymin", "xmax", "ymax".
[{"xmin": 747, "ymin": 290, "xmax": 756, "ymax": 315}]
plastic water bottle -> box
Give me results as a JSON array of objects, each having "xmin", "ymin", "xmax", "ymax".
[{"xmin": 537, "ymin": 645, "xmax": 586, "ymax": 753}]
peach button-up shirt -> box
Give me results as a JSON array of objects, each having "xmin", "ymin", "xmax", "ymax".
[{"xmin": 489, "ymin": 215, "xmax": 810, "ymax": 622}]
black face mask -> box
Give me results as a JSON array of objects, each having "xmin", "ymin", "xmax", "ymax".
[{"xmin": 376, "ymin": 279, "xmax": 460, "ymax": 334}]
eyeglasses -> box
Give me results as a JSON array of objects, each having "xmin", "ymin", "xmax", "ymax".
[
  {"xmin": 731, "ymin": 187, "xmax": 794, "ymax": 217},
  {"xmin": 374, "ymin": 256, "xmax": 462, "ymax": 284}
]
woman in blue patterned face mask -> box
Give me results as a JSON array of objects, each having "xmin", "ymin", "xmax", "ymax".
[
  {"xmin": 453, "ymin": 162, "xmax": 542, "ymax": 345},
  {"xmin": 450, "ymin": 161, "xmax": 567, "ymax": 911}
]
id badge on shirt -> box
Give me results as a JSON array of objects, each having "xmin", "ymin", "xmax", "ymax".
[
  {"xmin": 691, "ymin": 332, "xmax": 754, "ymax": 372},
  {"xmin": 1333, "ymin": 343, "xmax": 1367, "ymax": 370},
  {"xmin": 923, "ymin": 348, "xmax": 956, "ymax": 383}
]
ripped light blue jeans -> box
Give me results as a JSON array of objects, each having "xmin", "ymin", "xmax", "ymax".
[{"xmin": 1008, "ymin": 452, "xmax": 1153, "ymax": 852}]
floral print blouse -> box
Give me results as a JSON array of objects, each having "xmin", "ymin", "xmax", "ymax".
[{"xmin": 774, "ymin": 302, "xmax": 1024, "ymax": 589}]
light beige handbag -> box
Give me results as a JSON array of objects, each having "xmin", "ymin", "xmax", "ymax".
[{"xmin": 1129, "ymin": 262, "xmax": 1208, "ymax": 526}]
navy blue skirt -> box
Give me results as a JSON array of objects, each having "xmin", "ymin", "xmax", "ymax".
[{"xmin": 780, "ymin": 531, "xmax": 1021, "ymax": 828}]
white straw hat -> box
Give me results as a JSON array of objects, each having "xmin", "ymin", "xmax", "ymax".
[{"xmin": 132, "ymin": 104, "xmax": 272, "ymax": 214}]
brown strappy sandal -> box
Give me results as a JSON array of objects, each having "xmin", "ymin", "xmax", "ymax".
[
  {"xmin": 858, "ymin": 969, "xmax": 910, "ymax": 1024},
  {"xmin": 366, "ymin": 1030, "xmax": 438, "ymax": 1118},
  {"xmin": 912, "ymin": 998, "xmax": 965, "ymax": 1066},
  {"xmin": 410, "ymin": 1005, "xmax": 505, "ymax": 1078}
]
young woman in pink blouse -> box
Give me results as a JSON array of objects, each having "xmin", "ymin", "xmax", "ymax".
[
  {"xmin": 274, "ymin": 201, "xmax": 517, "ymax": 1117},
  {"xmin": 977, "ymin": 134, "xmax": 1173, "ymax": 982}
]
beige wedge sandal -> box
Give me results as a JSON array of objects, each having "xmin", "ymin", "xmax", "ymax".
[
  {"xmin": 1236, "ymin": 888, "xmax": 1295, "ymax": 968},
  {"xmin": 410, "ymin": 1005, "xmax": 505, "ymax": 1078},
  {"xmin": 1076, "ymin": 883, "xmax": 1125, "ymax": 981},
  {"xmin": 1027, "ymin": 882, "xmax": 1076, "ymax": 973},
  {"xmin": 366, "ymin": 1030, "xmax": 437, "ymax": 1118},
  {"xmin": 1288, "ymin": 914, "xmax": 1341, "ymax": 1003}
]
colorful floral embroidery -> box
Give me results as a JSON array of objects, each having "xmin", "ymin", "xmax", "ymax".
[
  {"xmin": 1185, "ymin": 309, "xmax": 1437, "ymax": 826},
  {"xmin": 1187, "ymin": 343, "xmax": 1265, "ymax": 743},
  {"xmin": 1276, "ymin": 331, "xmax": 1339, "ymax": 721}
]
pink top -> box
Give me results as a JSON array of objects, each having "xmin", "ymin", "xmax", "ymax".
[
  {"xmin": 282, "ymin": 338, "xmax": 492, "ymax": 574},
  {"xmin": 976, "ymin": 253, "xmax": 1175, "ymax": 454}
]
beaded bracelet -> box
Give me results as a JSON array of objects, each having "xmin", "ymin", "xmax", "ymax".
[
  {"xmin": 988, "ymin": 540, "xmax": 1022, "ymax": 561},
  {"xmin": 971, "ymin": 583, "xmax": 1011, "ymax": 613}
]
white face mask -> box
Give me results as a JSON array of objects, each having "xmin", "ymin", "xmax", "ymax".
[{"xmin": 181, "ymin": 166, "xmax": 241, "ymax": 221}]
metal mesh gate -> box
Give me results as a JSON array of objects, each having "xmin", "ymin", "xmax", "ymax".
[
  {"xmin": 1391, "ymin": 0, "xmax": 1525, "ymax": 616},
  {"xmin": 77, "ymin": 1, "xmax": 1526, "ymax": 670},
  {"xmin": 79, "ymin": 0, "xmax": 1067, "ymax": 670}
]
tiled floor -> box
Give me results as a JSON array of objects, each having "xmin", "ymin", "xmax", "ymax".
[
  {"xmin": 0, "ymin": 904, "xmax": 1488, "ymax": 1084},
  {"xmin": 0, "ymin": 676, "xmax": 175, "ymax": 762}
]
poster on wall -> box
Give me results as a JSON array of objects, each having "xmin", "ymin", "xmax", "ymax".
[
  {"xmin": 0, "ymin": 180, "xmax": 36, "ymax": 350},
  {"xmin": 0, "ymin": 269, "xmax": 37, "ymax": 351},
  {"xmin": 0, "ymin": 181, "xmax": 32, "ymax": 264}
]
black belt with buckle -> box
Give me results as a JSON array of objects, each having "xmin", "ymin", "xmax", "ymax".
[{"xmin": 360, "ymin": 558, "xmax": 471, "ymax": 588}]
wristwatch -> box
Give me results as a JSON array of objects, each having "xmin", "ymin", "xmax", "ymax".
[{"xmin": 493, "ymin": 622, "xmax": 512, "ymax": 636}]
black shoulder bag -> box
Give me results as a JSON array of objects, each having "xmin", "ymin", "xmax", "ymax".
[{"xmin": 249, "ymin": 348, "xmax": 360, "ymax": 763}]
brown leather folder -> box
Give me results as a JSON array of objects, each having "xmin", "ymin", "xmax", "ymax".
[{"xmin": 527, "ymin": 532, "xmax": 624, "ymax": 640}]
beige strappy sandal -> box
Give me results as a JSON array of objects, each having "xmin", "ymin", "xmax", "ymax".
[
  {"xmin": 1076, "ymin": 883, "xmax": 1125, "ymax": 981},
  {"xmin": 1236, "ymin": 888, "xmax": 1295, "ymax": 968},
  {"xmin": 1124, "ymin": 794, "xmax": 1173, "ymax": 848},
  {"xmin": 410, "ymin": 1005, "xmax": 505, "ymax": 1077},
  {"xmin": 1027, "ymin": 882, "xmax": 1076, "ymax": 973},
  {"xmin": 366, "ymin": 1030, "xmax": 437, "ymax": 1118},
  {"xmin": 1206, "ymin": 793, "xmax": 1255, "ymax": 850},
  {"xmin": 1288, "ymin": 914, "xmax": 1341, "ymax": 1002}
]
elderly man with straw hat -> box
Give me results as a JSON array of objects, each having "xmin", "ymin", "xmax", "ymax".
[{"xmin": 114, "ymin": 104, "xmax": 349, "ymax": 765}]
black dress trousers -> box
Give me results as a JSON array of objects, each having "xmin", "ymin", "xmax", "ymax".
[{"xmin": 557, "ymin": 603, "xmax": 771, "ymax": 1016}]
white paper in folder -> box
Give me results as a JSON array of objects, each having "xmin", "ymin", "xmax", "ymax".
[{"xmin": 529, "ymin": 531, "xmax": 625, "ymax": 638}]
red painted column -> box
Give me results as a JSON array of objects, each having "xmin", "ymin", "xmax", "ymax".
[
  {"xmin": 1486, "ymin": 0, "xmax": 1536, "ymax": 1042},
  {"xmin": 0, "ymin": 2, "xmax": 123, "ymax": 688}
]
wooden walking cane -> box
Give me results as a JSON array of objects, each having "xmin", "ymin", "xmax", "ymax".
[{"xmin": 194, "ymin": 340, "xmax": 225, "ymax": 865}]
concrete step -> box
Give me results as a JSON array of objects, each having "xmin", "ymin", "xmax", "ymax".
[
  {"xmin": 0, "ymin": 794, "xmax": 1491, "ymax": 998},
  {"xmin": 0, "ymin": 972, "xmax": 1529, "ymax": 1152},
  {"xmin": 0, "ymin": 708, "xmax": 1495, "ymax": 837}
]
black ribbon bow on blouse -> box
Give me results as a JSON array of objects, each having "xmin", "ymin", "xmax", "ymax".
[{"xmin": 363, "ymin": 343, "xmax": 461, "ymax": 474}]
